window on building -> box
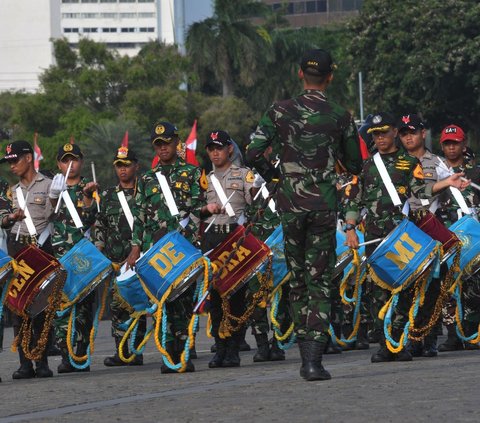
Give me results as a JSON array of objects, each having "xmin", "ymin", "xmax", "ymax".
[
  {"xmin": 81, "ymin": 0, "xmax": 98, "ymax": 3},
  {"xmin": 342, "ymin": 0, "xmax": 357, "ymax": 10},
  {"xmin": 62, "ymin": 13, "xmax": 81, "ymax": 18},
  {"xmin": 139, "ymin": 27, "xmax": 154, "ymax": 32},
  {"xmin": 120, "ymin": 13, "xmax": 136, "ymax": 18},
  {"xmin": 62, "ymin": 0, "xmax": 79, "ymax": 3},
  {"xmin": 102, "ymin": 27, "xmax": 118, "ymax": 32},
  {"xmin": 317, "ymin": 0, "xmax": 327, "ymax": 12},
  {"xmin": 64, "ymin": 27, "xmax": 80, "ymax": 32},
  {"xmin": 306, "ymin": 1, "xmax": 316, "ymax": 12},
  {"xmin": 83, "ymin": 27, "xmax": 99, "ymax": 33},
  {"xmin": 121, "ymin": 27, "xmax": 135, "ymax": 32},
  {"xmin": 138, "ymin": 12, "xmax": 155, "ymax": 18},
  {"xmin": 138, "ymin": 0, "xmax": 154, "ymax": 2},
  {"xmin": 82, "ymin": 13, "xmax": 97, "ymax": 18},
  {"xmin": 100, "ymin": 0, "xmax": 117, "ymax": 3},
  {"xmin": 101, "ymin": 13, "xmax": 117, "ymax": 18},
  {"xmin": 294, "ymin": 2, "xmax": 306, "ymax": 14},
  {"xmin": 119, "ymin": 0, "xmax": 136, "ymax": 2},
  {"xmin": 285, "ymin": 2, "xmax": 294, "ymax": 14}
]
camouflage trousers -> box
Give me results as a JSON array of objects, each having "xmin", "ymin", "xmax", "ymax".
[
  {"xmin": 54, "ymin": 291, "xmax": 94, "ymax": 348},
  {"xmin": 458, "ymin": 274, "xmax": 480, "ymax": 324},
  {"xmin": 280, "ymin": 210, "xmax": 336, "ymax": 343},
  {"xmin": 109, "ymin": 287, "xmax": 147, "ymax": 342},
  {"xmin": 163, "ymin": 287, "xmax": 194, "ymax": 342}
]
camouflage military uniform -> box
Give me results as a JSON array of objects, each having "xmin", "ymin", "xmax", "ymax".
[
  {"xmin": 348, "ymin": 148, "xmax": 429, "ymax": 342},
  {"xmin": 132, "ymin": 157, "xmax": 202, "ymax": 343},
  {"xmin": 246, "ymin": 89, "xmax": 363, "ymax": 346},
  {"xmin": 94, "ymin": 184, "xmax": 146, "ymax": 350},
  {"xmin": 52, "ymin": 177, "xmax": 98, "ymax": 351},
  {"xmin": 435, "ymin": 161, "xmax": 480, "ymax": 329}
]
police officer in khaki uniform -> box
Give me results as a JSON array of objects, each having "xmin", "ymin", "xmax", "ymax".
[
  {"xmin": 0, "ymin": 140, "xmax": 54, "ymax": 379},
  {"xmin": 200, "ymin": 130, "xmax": 256, "ymax": 368}
]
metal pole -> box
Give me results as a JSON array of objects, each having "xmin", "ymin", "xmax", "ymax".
[{"xmin": 358, "ymin": 71, "xmax": 364, "ymax": 123}]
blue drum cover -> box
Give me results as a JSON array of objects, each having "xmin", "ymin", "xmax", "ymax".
[
  {"xmin": 447, "ymin": 215, "xmax": 480, "ymax": 275},
  {"xmin": 336, "ymin": 229, "xmax": 365, "ymax": 276},
  {"xmin": 136, "ymin": 231, "xmax": 203, "ymax": 301},
  {"xmin": 116, "ymin": 271, "xmax": 151, "ymax": 313},
  {"xmin": 263, "ymin": 225, "xmax": 289, "ymax": 289},
  {"xmin": 368, "ymin": 219, "xmax": 439, "ymax": 290},
  {"xmin": 60, "ymin": 238, "xmax": 113, "ymax": 304}
]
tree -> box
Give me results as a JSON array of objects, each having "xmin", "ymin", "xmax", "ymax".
[
  {"xmin": 186, "ymin": 0, "xmax": 272, "ymax": 97},
  {"xmin": 349, "ymin": 0, "xmax": 480, "ymax": 148}
]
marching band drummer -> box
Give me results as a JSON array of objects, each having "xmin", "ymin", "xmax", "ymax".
[
  {"xmin": 434, "ymin": 124, "xmax": 480, "ymax": 352},
  {"xmin": 126, "ymin": 122, "xmax": 203, "ymax": 373},
  {"xmin": 93, "ymin": 146, "xmax": 145, "ymax": 367},
  {"xmin": 200, "ymin": 130, "xmax": 256, "ymax": 369},
  {"xmin": 345, "ymin": 112, "xmax": 466, "ymax": 364},
  {"xmin": 397, "ymin": 115, "xmax": 468, "ymax": 357},
  {"xmin": 49, "ymin": 143, "xmax": 99, "ymax": 374},
  {"xmin": 0, "ymin": 140, "xmax": 54, "ymax": 379}
]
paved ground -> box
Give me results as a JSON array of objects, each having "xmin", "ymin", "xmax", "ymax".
[{"xmin": 0, "ymin": 318, "xmax": 479, "ymax": 423}]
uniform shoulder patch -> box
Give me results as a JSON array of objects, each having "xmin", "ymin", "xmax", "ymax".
[
  {"xmin": 245, "ymin": 170, "xmax": 255, "ymax": 183},
  {"xmin": 413, "ymin": 163, "xmax": 424, "ymax": 179},
  {"xmin": 199, "ymin": 169, "xmax": 208, "ymax": 191}
]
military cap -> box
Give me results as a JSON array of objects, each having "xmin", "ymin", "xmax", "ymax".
[
  {"xmin": 0, "ymin": 140, "xmax": 33, "ymax": 163},
  {"xmin": 367, "ymin": 112, "xmax": 396, "ymax": 134},
  {"xmin": 151, "ymin": 122, "xmax": 179, "ymax": 144},
  {"xmin": 300, "ymin": 49, "xmax": 336, "ymax": 75},
  {"xmin": 113, "ymin": 146, "xmax": 138, "ymax": 165},
  {"xmin": 397, "ymin": 114, "xmax": 425, "ymax": 132},
  {"xmin": 205, "ymin": 130, "xmax": 232, "ymax": 148},
  {"xmin": 440, "ymin": 124, "xmax": 465, "ymax": 143},
  {"xmin": 57, "ymin": 143, "xmax": 83, "ymax": 161}
]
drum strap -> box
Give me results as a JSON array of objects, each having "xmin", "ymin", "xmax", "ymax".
[
  {"xmin": 117, "ymin": 191, "xmax": 134, "ymax": 231},
  {"xmin": 37, "ymin": 223, "xmax": 53, "ymax": 247},
  {"xmin": 210, "ymin": 174, "xmax": 236, "ymax": 217},
  {"xmin": 62, "ymin": 190, "xmax": 83, "ymax": 228},
  {"xmin": 435, "ymin": 159, "xmax": 471, "ymax": 215},
  {"xmin": 373, "ymin": 153, "xmax": 402, "ymax": 207},
  {"xmin": 155, "ymin": 171, "xmax": 179, "ymax": 217},
  {"xmin": 15, "ymin": 187, "xmax": 37, "ymax": 236},
  {"xmin": 260, "ymin": 184, "xmax": 276, "ymax": 213}
]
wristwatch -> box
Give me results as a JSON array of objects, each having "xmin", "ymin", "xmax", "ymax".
[{"xmin": 344, "ymin": 223, "xmax": 356, "ymax": 231}]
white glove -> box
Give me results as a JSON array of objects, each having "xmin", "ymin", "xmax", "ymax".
[
  {"xmin": 49, "ymin": 174, "xmax": 67, "ymax": 199},
  {"xmin": 253, "ymin": 173, "xmax": 265, "ymax": 188}
]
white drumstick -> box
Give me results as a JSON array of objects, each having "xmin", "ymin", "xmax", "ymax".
[
  {"xmin": 15, "ymin": 192, "xmax": 29, "ymax": 241},
  {"xmin": 54, "ymin": 160, "xmax": 73, "ymax": 214},
  {"xmin": 358, "ymin": 238, "xmax": 383, "ymax": 247},
  {"xmin": 204, "ymin": 191, "xmax": 236, "ymax": 233},
  {"xmin": 91, "ymin": 161, "xmax": 100, "ymax": 212}
]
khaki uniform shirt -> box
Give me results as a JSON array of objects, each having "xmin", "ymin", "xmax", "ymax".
[
  {"xmin": 205, "ymin": 164, "xmax": 255, "ymax": 225},
  {"xmin": 11, "ymin": 173, "xmax": 52, "ymax": 236},
  {"xmin": 409, "ymin": 150, "xmax": 441, "ymax": 211}
]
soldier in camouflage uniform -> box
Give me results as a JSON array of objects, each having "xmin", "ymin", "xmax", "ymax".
[
  {"xmin": 49, "ymin": 143, "xmax": 99, "ymax": 373},
  {"xmin": 94, "ymin": 147, "xmax": 145, "ymax": 367},
  {"xmin": 246, "ymin": 49, "xmax": 363, "ymax": 381},
  {"xmin": 346, "ymin": 112, "xmax": 433, "ymax": 363},
  {"xmin": 434, "ymin": 124, "xmax": 480, "ymax": 352},
  {"xmin": 127, "ymin": 122, "xmax": 203, "ymax": 373}
]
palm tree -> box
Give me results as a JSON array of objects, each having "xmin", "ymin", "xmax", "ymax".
[{"xmin": 186, "ymin": 0, "xmax": 271, "ymax": 97}]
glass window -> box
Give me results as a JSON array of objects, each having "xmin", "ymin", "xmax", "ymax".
[
  {"xmin": 119, "ymin": 0, "xmax": 136, "ymax": 2},
  {"xmin": 62, "ymin": 0, "xmax": 79, "ymax": 3},
  {"xmin": 138, "ymin": 0, "xmax": 154, "ymax": 2},
  {"xmin": 139, "ymin": 27, "xmax": 154, "ymax": 32},
  {"xmin": 286, "ymin": 2, "xmax": 294, "ymax": 14},
  {"xmin": 101, "ymin": 13, "xmax": 117, "ymax": 18},
  {"xmin": 121, "ymin": 27, "xmax": 135, "ymax": 32},
  {"xmin": 306, "ymin": 1, "xmax": 316, "ymax": 12},
  {"xmin": 100, "ymin": 0, "xmax": 117, "ymax": 3},
  {"xmin": 317, "ymin": 0, "xmax": 327, "ymax": 12},
  {"xmin": 138, "ymin": 12, "xmax": 155, "ymax": 18},
  {"xmin": 83, "ymin": 27, "xmax": 98, "ymax": 33},
  {"xmin": 102, "ymin": 27, "xmax": 117, "ymax": 32},
  {"xmin": 120, "ymin": 13, "xmax": 136, "ymax": 18},
  {"xmin": 294, "ymin": 2, "xmax": 306, "ymax": 14}
]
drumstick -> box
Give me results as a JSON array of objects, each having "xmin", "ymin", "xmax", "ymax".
[
  {"xmin": 358, "ymin": 238, "xmax": 383, "ymax": 247},
  {"xmin": 204, "ymin": 191, "xmax": 236, "ymax": 233},
  {"xmin": 54, "ymin": 160, "xmax": 73, "ymax": 214},
  {"xmin": 91, "ymin": 161, "xmax": 100, "ymax": 212},
  {"xmin": 253, "ymin": 182, "xmax": 266, "ymax": 201},
  {"xmin": 15, "ymin": 192, "xmax": 29, "ymax": 242}
]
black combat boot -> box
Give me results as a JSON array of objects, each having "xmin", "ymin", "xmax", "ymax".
[
  {"xmin": 12, "ymin": 346, "xmax": 35, "ymax": 379},
  {"xmin": 57, "ymin": 347, "xmax": 75, "ymax": 374},
  {"xmin": 368, "ymin": 327, "xmax": 382, "ymax": 344},
  {"xmin": 298, "ymin": 340, "xmax": 331, "ymax": 381},
  {"xmin": 160, "ymin": 340, "xmax": 177, "ymax": 374},
  {"xmin": 208, "ymin": 337, "xmax": 227, "ymax": 368},
  {"xmin": 438, "ymin": 324, "xmax": 464, "ymax": 352},
  {"xmin": 371, "ymin": 334, "xmax": 396, "ymax": 363},
  {"xmin": 341, "ymin": 323, "xmax": 355, "ymax": 351},
  {"xmin": 407, "ymin": 340, "xmax": 424, "ymax": 357},
  {"xmin": 104, "ymin": 337, "xmax": 129, "ymax": 367},
  {"xmin": 222, "ymin": 335, "xmax": 241, "ymax": 367},
  {"xmin": 238, "ymin": 326, "xmax": 251, "ymax": 352},
  {"xmin": 253, "ymin": 333, "xmax": 270, "ymax": 362},
  {"xmin": 269, "ymin": 337, "xmax": 285, "ymax": 361},
  {"xmin": 325, "ymin": 324, "xmax": 342, "ymax": 354},
  {"xmin": 356, "ymin": 323, "xmax": 370, "ymax": 350},
  {"xmin": 422, "ymin": 333, "xmax": 438, "ymax": 357},
  {"xmin": 35, "ymin": 358, "xmax": 53, "ymax": 378}
]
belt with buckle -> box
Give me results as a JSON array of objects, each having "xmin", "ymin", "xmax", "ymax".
[
  {"xmin": 211, "ymin": 224, "xmax": 237, "ymax": 234},
  {"xmin": 17, "ymin": 234, "xmax": 38, "ymax": 246}
]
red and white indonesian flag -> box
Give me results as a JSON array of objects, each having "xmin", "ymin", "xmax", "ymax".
[
  {"xmin": 185, "ymin": 119, "xmax": 199, "ymax": 166},
  {"xmin": 33, "ymin": 132, "xmax": 43, "ymax": 171}
]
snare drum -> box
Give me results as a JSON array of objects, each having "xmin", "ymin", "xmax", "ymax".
[
  {"xmin": 415, "ymin": 211, "xmax": 460, "ymax": 264},
  {"xmin": 6, "ymin": 245, "xmax": 65, "ymax": 318},
  {"xmin": 447, "ymin": 215, "xmax": 480, "ymax": 279},
  {"xmin": 60, "ymin": 238, "xmax": 113, "ymax": 309},
  {"xmin": 136, "ymin": 231, "xmax": 205, "ymax": 303},
  {"xmin": 262, "ymin": 225, "xmax": 289, "ymax": 290},
  {"xmin": 368, "ymin": 219, "xmax": 441, "ymax": 291},
  {"xmin": 209, "ymin": 225, "xmax": 271, "ymax": 298},
  {"xmin": 116, "ymin": 262, "xmax": 151, "ymax": 313},
  {"xmin": 334, "ymin": 229, "xmax": 366, "ymax": 279}
]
